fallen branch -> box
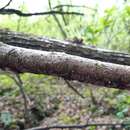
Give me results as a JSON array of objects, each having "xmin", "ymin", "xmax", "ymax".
[
  {"xmin": 0, "ymin": 29, "xmax": 130, "ymax": 66},
  {"xmin": 0, "ymin": 42, "xmax": 130, "ymax": 90},
  {"xmin": 25, "ymin": 123, "xmax": 130, "ymax": 130}
]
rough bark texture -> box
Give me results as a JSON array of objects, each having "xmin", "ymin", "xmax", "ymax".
[
  {"xmin": 0, "ymin": 29, "xmax": 130, "ymax": 65},
  {"xmin": 0, "ymin": 42, "xmax": 130, "ymax": 90}
]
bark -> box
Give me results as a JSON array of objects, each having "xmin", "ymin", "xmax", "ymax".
[
  {"xmin": 0, "ymin": 29, "xmax": 130, "ymax": 65},
  {"xmin": 0, "ymin": 42, "xmax": 130, "ymax": 90}
]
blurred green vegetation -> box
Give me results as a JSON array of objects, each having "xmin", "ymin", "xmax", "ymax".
[{"xmin": 0, "ymin": 0, "xmax": 130, "ymax": 128}]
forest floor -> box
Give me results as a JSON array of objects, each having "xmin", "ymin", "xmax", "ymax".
[{"xmin": 0, "ymin": 78, "xmax": 130, "ymax": 130}]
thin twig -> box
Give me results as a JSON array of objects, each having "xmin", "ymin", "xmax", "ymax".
[
  {"xmin": 65, "ymin": 80, "xmax": 85, "ymax": 99},
  {"xmin": 0, "ymin": 0, "xmax": 12, "ymax": 10},
  {"xmin": 53, "ymin": 4, "xmax": 97, "ymax": 11},
  {"xmin": 48, "ymin": 0, "xmax": 67, "ymax": 38},
  {"xmin": 8, "ymin": 73, "xmax": 30, "ymax": 121}
]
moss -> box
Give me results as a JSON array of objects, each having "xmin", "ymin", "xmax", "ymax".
[{"xmin": 58, "ymin": 113, "xmax": 79, "ymax": 124}]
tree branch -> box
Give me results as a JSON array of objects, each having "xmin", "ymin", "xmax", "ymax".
[
  {"xmin": 0, "ymin": 29, "xmax": 130, "ymax": 66},
  {"xmin": 25, "ymin": 123, "xmax": 130, "ymax": 130},
  {"xmin": 0, "ymin": 9, "xmax": 84, "ymax": 17},
  {"xmin": 0, "ymin": 42, "xmax": 130, "ymax": 90}
]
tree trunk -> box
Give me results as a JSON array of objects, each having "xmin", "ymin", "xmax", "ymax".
[{"xmin": 0, "ymin": 42, "xmax": 130, "ymax": 90}]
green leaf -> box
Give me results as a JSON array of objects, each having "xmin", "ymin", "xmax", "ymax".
[
  {"xmin": 89, "ymin": 126, "xmax": 96, "ymax": 130},
  {"xmin": 116, "ymin": 111, "xmax": 125, "ymax": 119},
  {"xmin": 0, "ymin": 111, "xmax": 13, "ymax": 126},
  {"xmin": 125, "ymin": 6, "xmax": 130, "ymax": 15},
  {"xmin": 104, "ymin": 6, "xmax": 116, "ymax": 15}
]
